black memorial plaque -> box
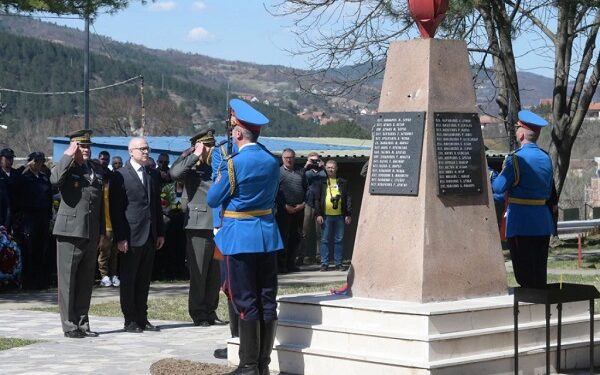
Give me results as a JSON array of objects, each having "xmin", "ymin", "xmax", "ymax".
[
  {"xmin": 370, "ymin": 112, "xmax": 425, "ymax": 196},
  {"xmin": 434, "ymin": 112, "xmax": 484, "ymax": 195}
]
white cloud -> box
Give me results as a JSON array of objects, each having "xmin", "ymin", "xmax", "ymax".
[
  {"xmin": 192, "ymin": 1, "xmax": 206, "ymax": 12},
  {"xmin": 150, "ymin": 1, "xmax": 176, "ymax": 11},
  {"xmin": 188, "ymin": 27, "xmax": 213, "ymax": 42}
]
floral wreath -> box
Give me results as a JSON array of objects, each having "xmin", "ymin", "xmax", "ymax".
[{"xmin": 0, "ymin": 226, "xmax": 21, "ymax": 282}]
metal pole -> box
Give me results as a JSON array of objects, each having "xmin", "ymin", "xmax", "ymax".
[{"xmin": 83, "ymin": 15, "xmax": 90, "ymax": 130}]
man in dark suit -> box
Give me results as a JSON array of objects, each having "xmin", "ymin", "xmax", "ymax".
[
  {"xmin": 51, "ymin": 130, "xmax": 104, "ymax": 338},
  {"xmin": 110, "ymin": 137, "xmax": 165, "ymax": 333},
  {"xmin": 170, "ymin": 128, "xmax": 226, "ymax": 327}
]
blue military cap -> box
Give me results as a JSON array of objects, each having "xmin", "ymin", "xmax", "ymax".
[
  {"xmin": 230, "ymin": 99, "xmax": 269, "ymax": 132},
  {"xmin": 517, "ymin": 110, "xmax": 548, "ymax": 131}
]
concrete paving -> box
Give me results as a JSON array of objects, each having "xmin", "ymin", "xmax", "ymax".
[{"xmin": 0, "ymin": 266, "xmax": 347, "ymax": 374}]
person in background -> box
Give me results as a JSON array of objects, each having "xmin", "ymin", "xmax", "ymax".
[
  {"xmin": 157, "ymin": 152, "xmax": 172, "ymax": 186},
  {"xmin": 97, "ymin": 151, "xmax": 120, "ymax": 288},
  {"xmin": 276, "ymin": 148, "xmax": 306, "ymax": 273},
  {"xmin": 17, "ymin": 152, "xmax": 52, "ymax": 289},
  {"xmin": 315, "ymin": 159, "xmax": 352, "ymax": 272},
  {"xmin": 301, "ymin": 152, "xmax": 326, "ymax": 265},
  {"xmin": 111, "ymin": 156, "xmax": 123, "ymax": 171},
  {"xmin": 0, "ymin": 148, "xmax": 20, "ymax": 232}
]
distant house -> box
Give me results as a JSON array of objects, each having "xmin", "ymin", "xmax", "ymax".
[
  {"xmin": 296, "ymin": 110, "xmax": 334, "ymax": 125},
  {"xmin": 585, "ymin": 102, "xmax": 600, "ymax": 120},
  {"xmin": 539, "ymin": 98, "xmax": 553, "ymax": 106},
  {"xmin": 584, "ymin": 157, "xmax": 600, "ymax": 219},
  {"xmin": 479, "ymin": 115, "xmax": 504, "ymax": 138}
]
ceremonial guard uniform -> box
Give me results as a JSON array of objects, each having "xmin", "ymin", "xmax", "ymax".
[
  {"xmin": 207, "ymin": 99, "xmax": 283, "ymax": 375},
  {"xmin": 170, "ymin": 128, "xmax": 225, "ymax": 326},
  {"xmin": 51, "ymin": 130, "xmax": 104, "ymax": 338},
  {"xmin": 492, "ymin": 110, "xmax": 557, "ymax": 287}
]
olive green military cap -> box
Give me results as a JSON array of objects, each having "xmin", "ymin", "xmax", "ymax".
[
  {"xmin": 66, "ymin": 129, "xmax": 93, "ymax": 145},
  {"xmin": 190, "ymin": 128, "xmax": 216, "ymax": 146}
]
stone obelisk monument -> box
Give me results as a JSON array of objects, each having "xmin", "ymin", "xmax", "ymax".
[{"xmin": 349, "ymin": 0, "xmax": 507, "ymax": 302}]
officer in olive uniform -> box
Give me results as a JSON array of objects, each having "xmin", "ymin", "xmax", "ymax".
[
  {"xmin": 207, "ymin": 99, "xmax": 283, "ymax": 375},
  {"xmin": 491, "ymin": 110, "xmax": 558, "ymax": 288},
  {"xmin": 170, "ymin": 128, "xmax": 226, "ymax": 326},
  {"xmin": 51, "ymin": 130, "xmax": 104, "ymax": 338}
]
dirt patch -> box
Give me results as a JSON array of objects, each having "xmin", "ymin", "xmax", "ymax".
[{"xmin": 150, "ymin": 358, "xmax": 232, "ymax": 375}]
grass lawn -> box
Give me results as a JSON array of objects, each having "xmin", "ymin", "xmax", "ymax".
[
  {"xmin": 33, "ymin": 283, "xmax": 341, "ymax": 322},
  {"xmin": 30, "ymin": 271, "xmax": 600, "ymax": 320},
  {"xmin": 0, "ymin": 337, "xmax": 38, "ymax": 351}
]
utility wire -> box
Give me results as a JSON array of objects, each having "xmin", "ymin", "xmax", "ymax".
[
  {"xmin": 92, "ymin": 23, "xmax": 114, "ymax": 61},
  {"xmin": 0, "ymin": 75, "xmax": 143, "ymax": 96}
]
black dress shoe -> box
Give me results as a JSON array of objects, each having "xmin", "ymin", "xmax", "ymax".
[
  {"xmin": 64, "ymin": 330, "xmax": 85, "ymax": 338},
  {"xmin": 213, "ymin": 347, "xmax": 228, "ymax": 359},
  {"xmin": 211, "ymin": 318, "xmax": 229, "ymax": 326},
  {"xmin": 79, "ymin": 329, "xmax": 99, "ymax": 337},
  {"xmin": 140, "ymin": 322, "xmax": 160, "ymax": 331},
  {"xmin": 124, "ymin": 322, "xmax": 143, "ymax": 333}
]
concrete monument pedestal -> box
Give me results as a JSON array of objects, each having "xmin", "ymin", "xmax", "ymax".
[{"xmin": 227, "ymin": 293, "xmax": 600, "ymax": 374}]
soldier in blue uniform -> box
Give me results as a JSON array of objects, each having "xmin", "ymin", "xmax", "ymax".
[
  {"xmin": 206, "ymin": 99, "xmax": 283, "ymax": 375},
  {"xmin": 491, "ymin": 110, "xmax": 558, "ymax": 288}
]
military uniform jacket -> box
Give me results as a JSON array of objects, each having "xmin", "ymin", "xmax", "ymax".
[
  {"xmin": 169, "ymin": 153, "xmax": 213, "ymax": 231},
  {"xmin": 491, "ymin": 143, "xmax": 554, "ymax": 237},
  {"xmin": 207, "ymin": 143, "xmax": 283, "ymax": 255},
  {"xmin": 50, "ymin": 154, "xmax": 104, "ymax": 239}
]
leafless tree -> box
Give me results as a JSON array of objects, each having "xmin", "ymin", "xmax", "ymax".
[{"xmin": 272, "ymin": 0, "xmax": 600, "ymax": 199}]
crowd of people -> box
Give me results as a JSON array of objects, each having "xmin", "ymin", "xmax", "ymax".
[{"xmin": 0, "ymin": 99, "xmax": 356, "ymax": 374}]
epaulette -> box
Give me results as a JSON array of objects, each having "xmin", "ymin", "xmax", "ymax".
[{"xmin": 256, "ymin": 142, "xmax": 277, "ymax": 159}]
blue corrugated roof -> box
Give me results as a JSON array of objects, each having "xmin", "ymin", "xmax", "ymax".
[
  {"xmin": 49, "ymin": 136, "xmax": 371, "ymax": 163},
  {"xmin": 50, "ymin": 136, "xmax": 370, "ymax": 152}
]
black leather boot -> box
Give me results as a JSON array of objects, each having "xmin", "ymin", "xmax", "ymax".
[
  {"xmin": 258, "ymin": 320, "xmax": 278, "ymax": 375},
  {"xmin": 224, "ymin": 319, "xmax": 260, "ymax": 375}
]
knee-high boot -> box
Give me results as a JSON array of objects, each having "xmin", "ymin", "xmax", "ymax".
[
  {"xmin": 224, "ymin": 319, "xmax": 260, "ymax": 375},
  {"xmin": 258, "ymin": 320, "xmax": 278, "ymax": 375}
]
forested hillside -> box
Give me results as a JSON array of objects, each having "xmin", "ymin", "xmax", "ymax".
[{"xmin": 0, "ymin": 30, "xmax": 320, "ymax": 155}]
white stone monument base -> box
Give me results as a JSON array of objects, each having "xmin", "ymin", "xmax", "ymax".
[{"xmin": 227, "ymin": 293, "xmax": 600, "ymax": 374}]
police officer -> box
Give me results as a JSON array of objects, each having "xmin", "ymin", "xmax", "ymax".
[
  {"xmin": 170, "ymin": 128, "xmax": 226, "ymax": 326},
  {"xmin": 16, "ymin": 152, "xmax": 52, "ymax": 289},
  {"xmin": 491, "ymin": 110, "xmax": 558, "ymax": 288},
  {"xmin": 51, "ymin": 130, "xmax": 104, "ymax": 338},
  {"xmin": 207, "ymin": 99, "xmax": 283, "ymax": 375}
]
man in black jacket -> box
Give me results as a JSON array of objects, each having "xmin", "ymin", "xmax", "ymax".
[
  {"xmin": 110, "ymin": 137, "xmax": 165, "ymax": 333},
  {"xmin": 315, "ymin": 159, "xmax": 351, "ymax": 271}
]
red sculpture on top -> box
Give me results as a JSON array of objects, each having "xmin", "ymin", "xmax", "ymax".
[{"xmin": 408, "ymin": 0, "xmax": 449, "ymax": 38}]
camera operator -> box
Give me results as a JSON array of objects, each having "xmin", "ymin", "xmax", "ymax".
[
  {"xmin": 315, "ymin": 159, "xmax": 351, "ymax": 271},
  {"xmin": 301, "ymin": 152, "xmax": 326, "ymax": 265}
]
